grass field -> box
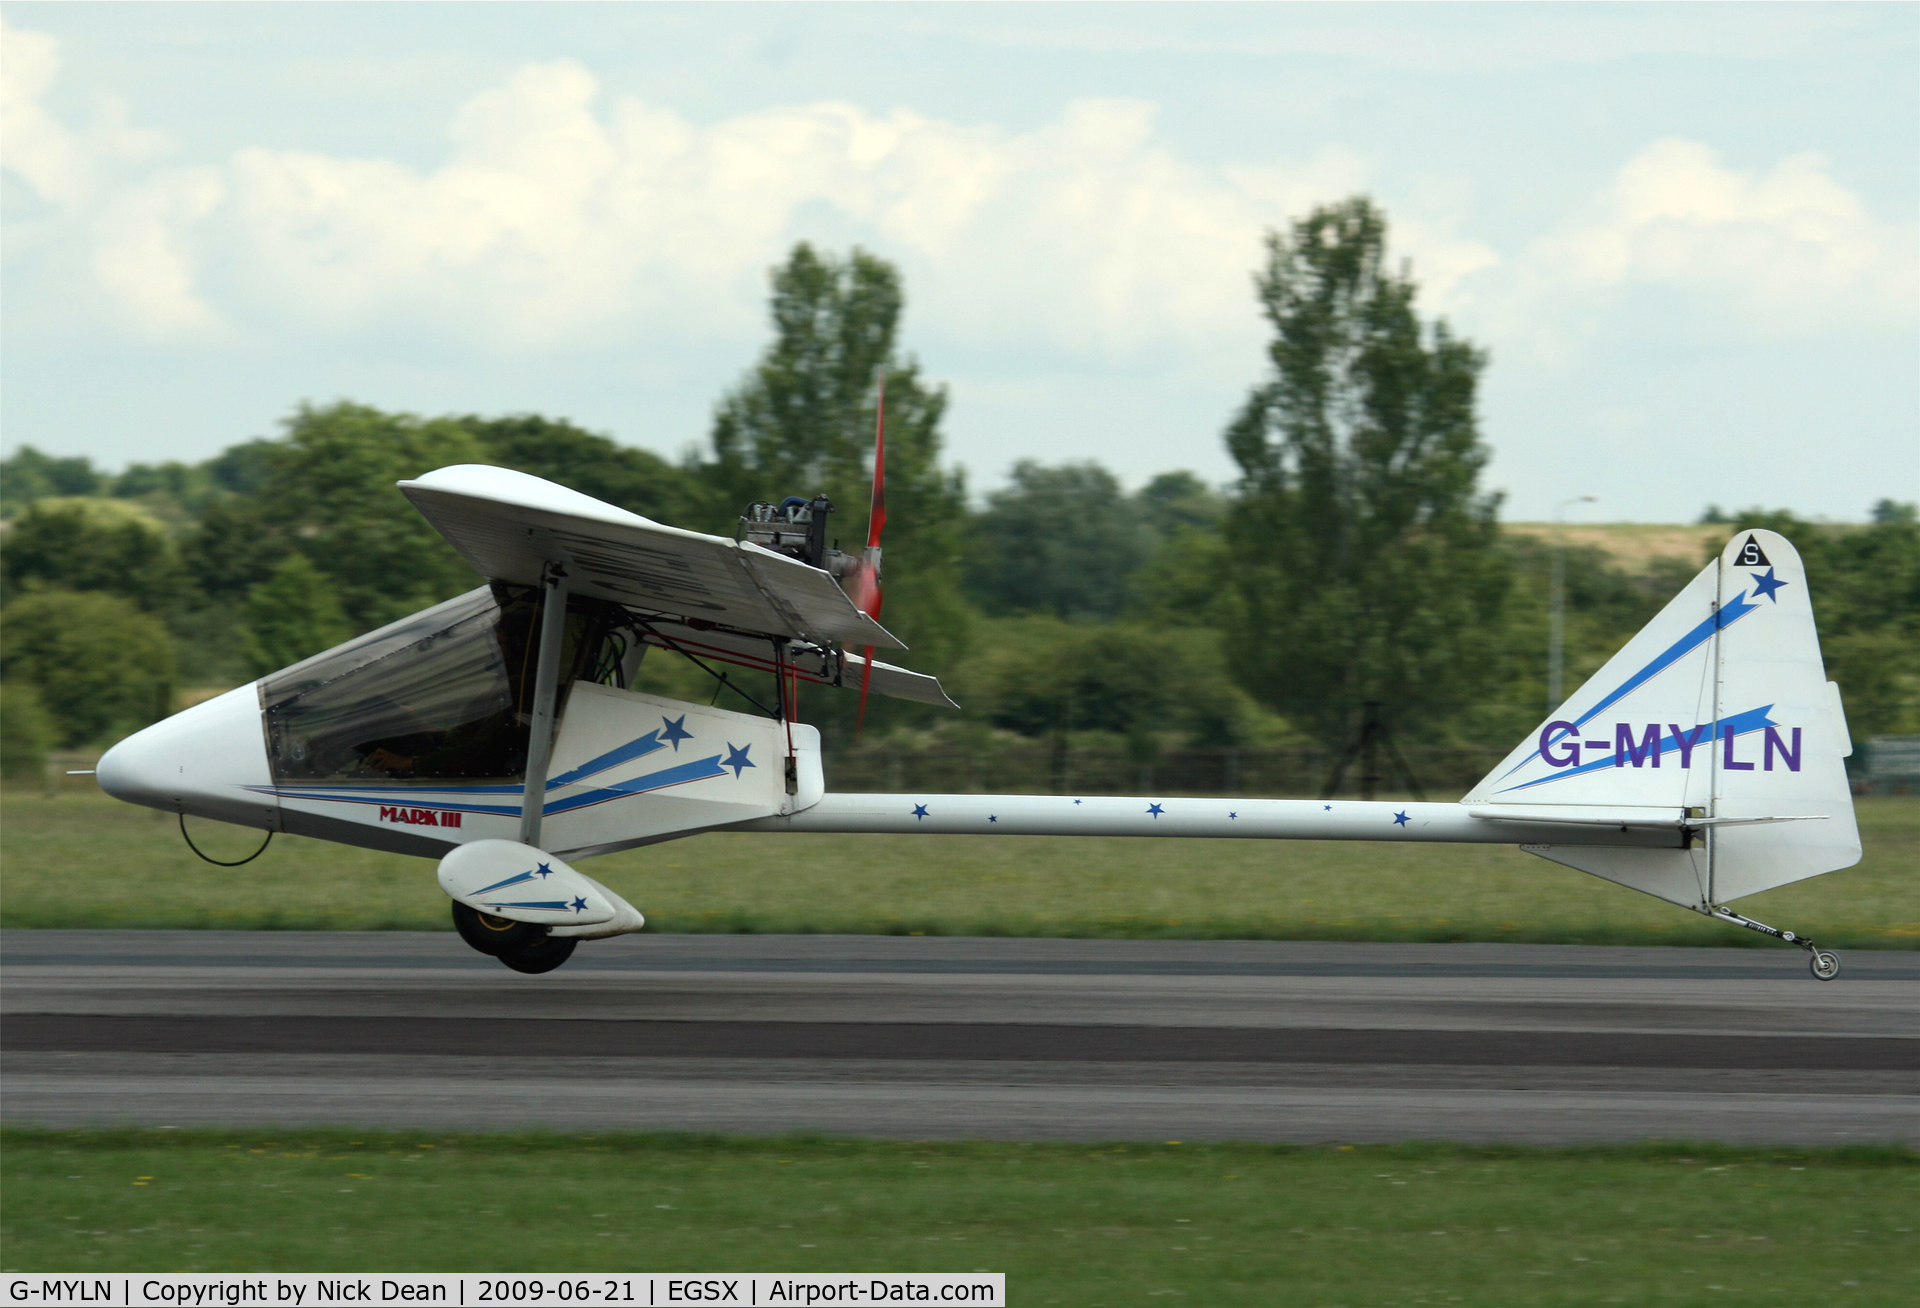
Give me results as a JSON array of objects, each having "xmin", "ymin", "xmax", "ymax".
[
  {"xmin": 3, "ymin": 1129, "xmax": 1913, "ymax": 1303},
  {"xmin": 1503, "ymin": 521, "xmax": 1726, "ymax": 569},
  {"xmin": 1, "ymin": 788, "xmax": 1915, "ymax": 947}
]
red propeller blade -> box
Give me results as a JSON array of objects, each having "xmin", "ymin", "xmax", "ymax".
[
  {"xmin": 866, "ymin": 378, "xmax": 886, "ymax": 555},
  {"xmin": 856, "ymin": 373, "xmax": 886, "ymax": 736}
]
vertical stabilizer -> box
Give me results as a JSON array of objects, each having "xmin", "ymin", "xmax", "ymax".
[{"xmin": 1466, "ymin": 529, "xmax": 1859, "ymax": 906}]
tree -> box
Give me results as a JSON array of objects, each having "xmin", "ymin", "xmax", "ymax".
[
  {"xmin": 1136, "ymin": 471, "xmax": 1224, "ymax": 537},
  {"xmin": 0, "ymin": 590, "xmax": 175, "ymax": 747},
  {"xmin": 967, "ymin": 461, "xmax": 1153, "ymax": 621},
  {"xmin": 696, "ymin": 244, "xmax": 971, "ymax": 736},
  {"xmin": 0, "ymin": 682, "xmax": 55, "ymax": 782},
  {"xmin": 243, "ymin": 554, "xmax": 352, "ymax": 677},
  {"xmin": 1222, "ymin": 197, "xmax": 1510, "ymax": 757},
  {"xmin": 184, "ymin": 402, "xmax": 486, "ymax": 634},
  {"xmin": 1126, "ymin": 523, "xmax": 1236, "ymax": 631},
  {"xmin": 0, "ymin": 497, "xmax": 187, "ymax": 611},
  {"xmin": 0, "ymin": 446, "xmax": 104, "ymax": 515},
  {"xmin": 960, "ymin": 616, "xmax": 1249, "ymax": 750},
  {"xmin": 1123, "ymin": 471, "xmax": 1231, "ymax": 629},
  {"xmin": 1698, "ymin": 508, "xmax": 1920, "ymax": 735}
]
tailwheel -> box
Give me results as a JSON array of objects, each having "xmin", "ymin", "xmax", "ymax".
[
  {"xmin": 497, "ymin": 934, "xmax": 578, "ymax": 974},
  {"xmin": 1703, "ymin": 905, "xmax": 1839, "ymax": 981},
  {"xmin": 452, "ymin": 900, "xmax": 546, "ymax": 956}
]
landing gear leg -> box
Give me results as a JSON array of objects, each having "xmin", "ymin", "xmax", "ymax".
[{"xmin": 1700, "ymin": 905, "xmax": 1840, "ymax": 980}]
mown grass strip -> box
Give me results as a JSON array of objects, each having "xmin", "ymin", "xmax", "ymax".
[
  {"xmin": 4, "ymin": 789, "xmax": 1916, "ymax": 947},
  {"xmin": 3, "ymin": 1129, "xmax": 1914, "ymax": 1303}
]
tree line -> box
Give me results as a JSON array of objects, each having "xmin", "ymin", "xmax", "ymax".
[{"xmin": 4, "ymin": 201, "xmax": 1916, "ymax": 786}]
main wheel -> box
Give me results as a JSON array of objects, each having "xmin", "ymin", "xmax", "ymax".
[
  {"xmin": 452, "ymin": 900, "xmax": 546, "ymax": 956},
  {"xmin": 497, "ymin": 934, "xmax": 578, "ymax": 974},
  {"xmin": 1809, "ymin": 949, "xmax": 1841, "ymax": 981}
]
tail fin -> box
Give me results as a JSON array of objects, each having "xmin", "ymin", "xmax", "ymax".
[{"xmin": 1465, "ymin": 528, "xmax": 1860, "ymax": 908}]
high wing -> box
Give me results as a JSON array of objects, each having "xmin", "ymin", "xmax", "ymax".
[{"xmin": 399, "ymin": 464, "xmax": 904, "ymax": 650}]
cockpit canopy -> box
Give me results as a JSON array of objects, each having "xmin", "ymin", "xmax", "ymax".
[{"xmin": 259, "ymin": 584, "xmax": 636, "ymax": 785}]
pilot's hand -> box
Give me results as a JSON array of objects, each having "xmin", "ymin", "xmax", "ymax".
[{"xmin": 364, "ymin": 747, "xmax": 415, "ymax": 774}]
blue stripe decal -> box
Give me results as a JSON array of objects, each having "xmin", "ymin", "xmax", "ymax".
[
  {"xmin": 541, "ymin": 755, "xmax": 730, "ymax": 815},
  {"xmin": 470, "ymin": 870, "xmax": 540, "ymax": 895},
  {"xmin": 244, "ymin": 787, "xmax": 525, "ymax": 816},
  {"xmin": 1496, "ymin": 704, "xmax": 1776, "ymax": 793},
  {"xmin": 1501, "ymin": 589, "xmax": 1760, "ymax": 780},
  {"xmin": 252, "ymin": 749, "xmax": 730, "ymax": 818},
  {"xmin": 547, "ymin": 731, "xmax": 665, "ymax": 788},
  {"xmin": 482, "ymin": 900, "xmax": 569, "ymax": 911},
  {"xmin": 256, "ymin": 780, "xmax": 528, "ymax": 795}
]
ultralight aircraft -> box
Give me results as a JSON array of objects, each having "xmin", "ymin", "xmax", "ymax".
[{"xmin": 95, "ymin": 416, "xmax": 1862, "ymax": 978}]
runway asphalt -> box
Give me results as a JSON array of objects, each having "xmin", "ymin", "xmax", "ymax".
[{"xmin": 3, "ymin": 930, "xmax": 1915, "ymax": 1145}]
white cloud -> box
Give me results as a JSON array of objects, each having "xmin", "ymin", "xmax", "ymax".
[
  {"xmin": 1509, "ymin": 138, "xmax": 1916, "ymax": 341},
  {"xmin": 30, "ymin": 33, "xmax": 1900, "ymax": 382},
  {"xmin": 17, "ymin": 44, "xmax": 1503, "ymax": 361},
  {"xmin": 2, "ymin": 16, "xmax": 90, "ymax": 207},
  {"xmin": 91, "ymin": 166, "xmax": 225, "ymax": 334},
  {"xmin": 1, "ymin": 16, "xmax": 168, "ymax": 210}
]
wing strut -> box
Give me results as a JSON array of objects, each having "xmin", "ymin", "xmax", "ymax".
[
  {"xmin": 855, "ymin": 372, "xmax": 887, "ymax": 735},
  {"xmin": 774, "ymin": 636, "xmax": 799, "ymax": 795},
  {"xmin": 519, "ymin": 561, "xmax": 570, "ymax": 848}
]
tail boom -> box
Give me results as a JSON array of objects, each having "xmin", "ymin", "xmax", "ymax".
[{"xmin": 741, "ymin": 792, "xmax": 1689, "ymax": 847}]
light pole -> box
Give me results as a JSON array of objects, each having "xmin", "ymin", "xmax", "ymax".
[{"xmin": 1548, "ymin": 494, "xmax": 1599, "ymax": 715}]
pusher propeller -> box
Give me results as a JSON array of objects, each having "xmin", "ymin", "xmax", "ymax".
[{"xmin": 847, "ymin": 373, "xmax": 887, "ymax": 735}]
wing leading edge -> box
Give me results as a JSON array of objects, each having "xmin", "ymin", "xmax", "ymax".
[{"xmin": 398, "ymin": 465, "xmax": 905, "ymax": 651}]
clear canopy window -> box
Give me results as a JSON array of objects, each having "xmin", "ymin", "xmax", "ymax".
[{"xmin": 261, "ymin": 583, "xmax": 607, "ymax": 784}]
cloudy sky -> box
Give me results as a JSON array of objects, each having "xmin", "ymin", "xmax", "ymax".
[{"xmin": 3, "ymin": 2, "xmax": 1914, "ymax": 521}]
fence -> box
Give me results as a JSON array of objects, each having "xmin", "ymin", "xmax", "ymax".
[{"xmin": 1860, "ymin": 736, "xmax": 1920, "ymax": 794}]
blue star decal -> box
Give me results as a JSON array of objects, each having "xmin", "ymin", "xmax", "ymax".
[
  {"xmin": 1228, "ymin": 812, "xmax": 1237, "ymax": 820},
  {"xmin": 911, "ymin": 803, "xmax": 929, "ymax": 820},
  {"xmin": 722, "ymin": 743, "xmax": 755, "ymax": 778},
  {"xmin": 1750, "ymin": 568, "xmax": 1788, "ymax": 603},
  {"xmin": 988, "ymin": 814, "xmax": 998, "ymax": 823},
  {"xmin": 533, "ymin": 863, "xmax": 554, "ymax": 878},
  {"xmin": 569, "ymin": 896, "xmax": 588, "ymax": 913},
  {"xmin": 1147, "ymin": 803, "xmax": 1164, "ymax": 819},
  {"xmin": 660, "ymin": 715, "xmax": 693, "ymax": 751},
  {"xmin": 1392, "ymin": 811, "xmax": 1411, "ymax": 827},
  {"xmin": 1073, "ymin": 798, "xmax": 1082, "ymax": 805},
  {"xmin": 1323, "ymin": 805, "xmax": 1332, "ymax": 812}
]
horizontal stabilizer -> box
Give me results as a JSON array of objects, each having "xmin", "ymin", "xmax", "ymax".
[
  {"xmin": 1469, "ymin": 805, "xmax": 1830, "ymax": 832},
  {"xmin": 843, "ymin": 648, "xmax": 958, "ymax": 709},
  {"xmin": 633, "ymin": 619, "xmax": 957, "ymax": 708},
  {"xmin": 399, "ymin": 464, "xmax": 904, "ymax": 649},
  {"xmin": 1470, "ymin": 804, "xmax": 1692, "ymax": 830}
]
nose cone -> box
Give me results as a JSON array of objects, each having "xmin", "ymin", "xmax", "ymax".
[{"xmin": 97, "ymin": 683, "xmax": 279, "ymax": 831}]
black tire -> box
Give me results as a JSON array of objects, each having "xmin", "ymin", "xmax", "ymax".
[
  {"xmin": 497, "ymin": 934, "xmax": 578, "ymax": 974},
  {"xmin": 452, "ymin": 900, "xmax": 546, "ymax": 956}
]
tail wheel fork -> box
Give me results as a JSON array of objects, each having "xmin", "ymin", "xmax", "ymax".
[{"xmin": 1701, "ymin": 904, "xmax": 1840, "ymax": 981}]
